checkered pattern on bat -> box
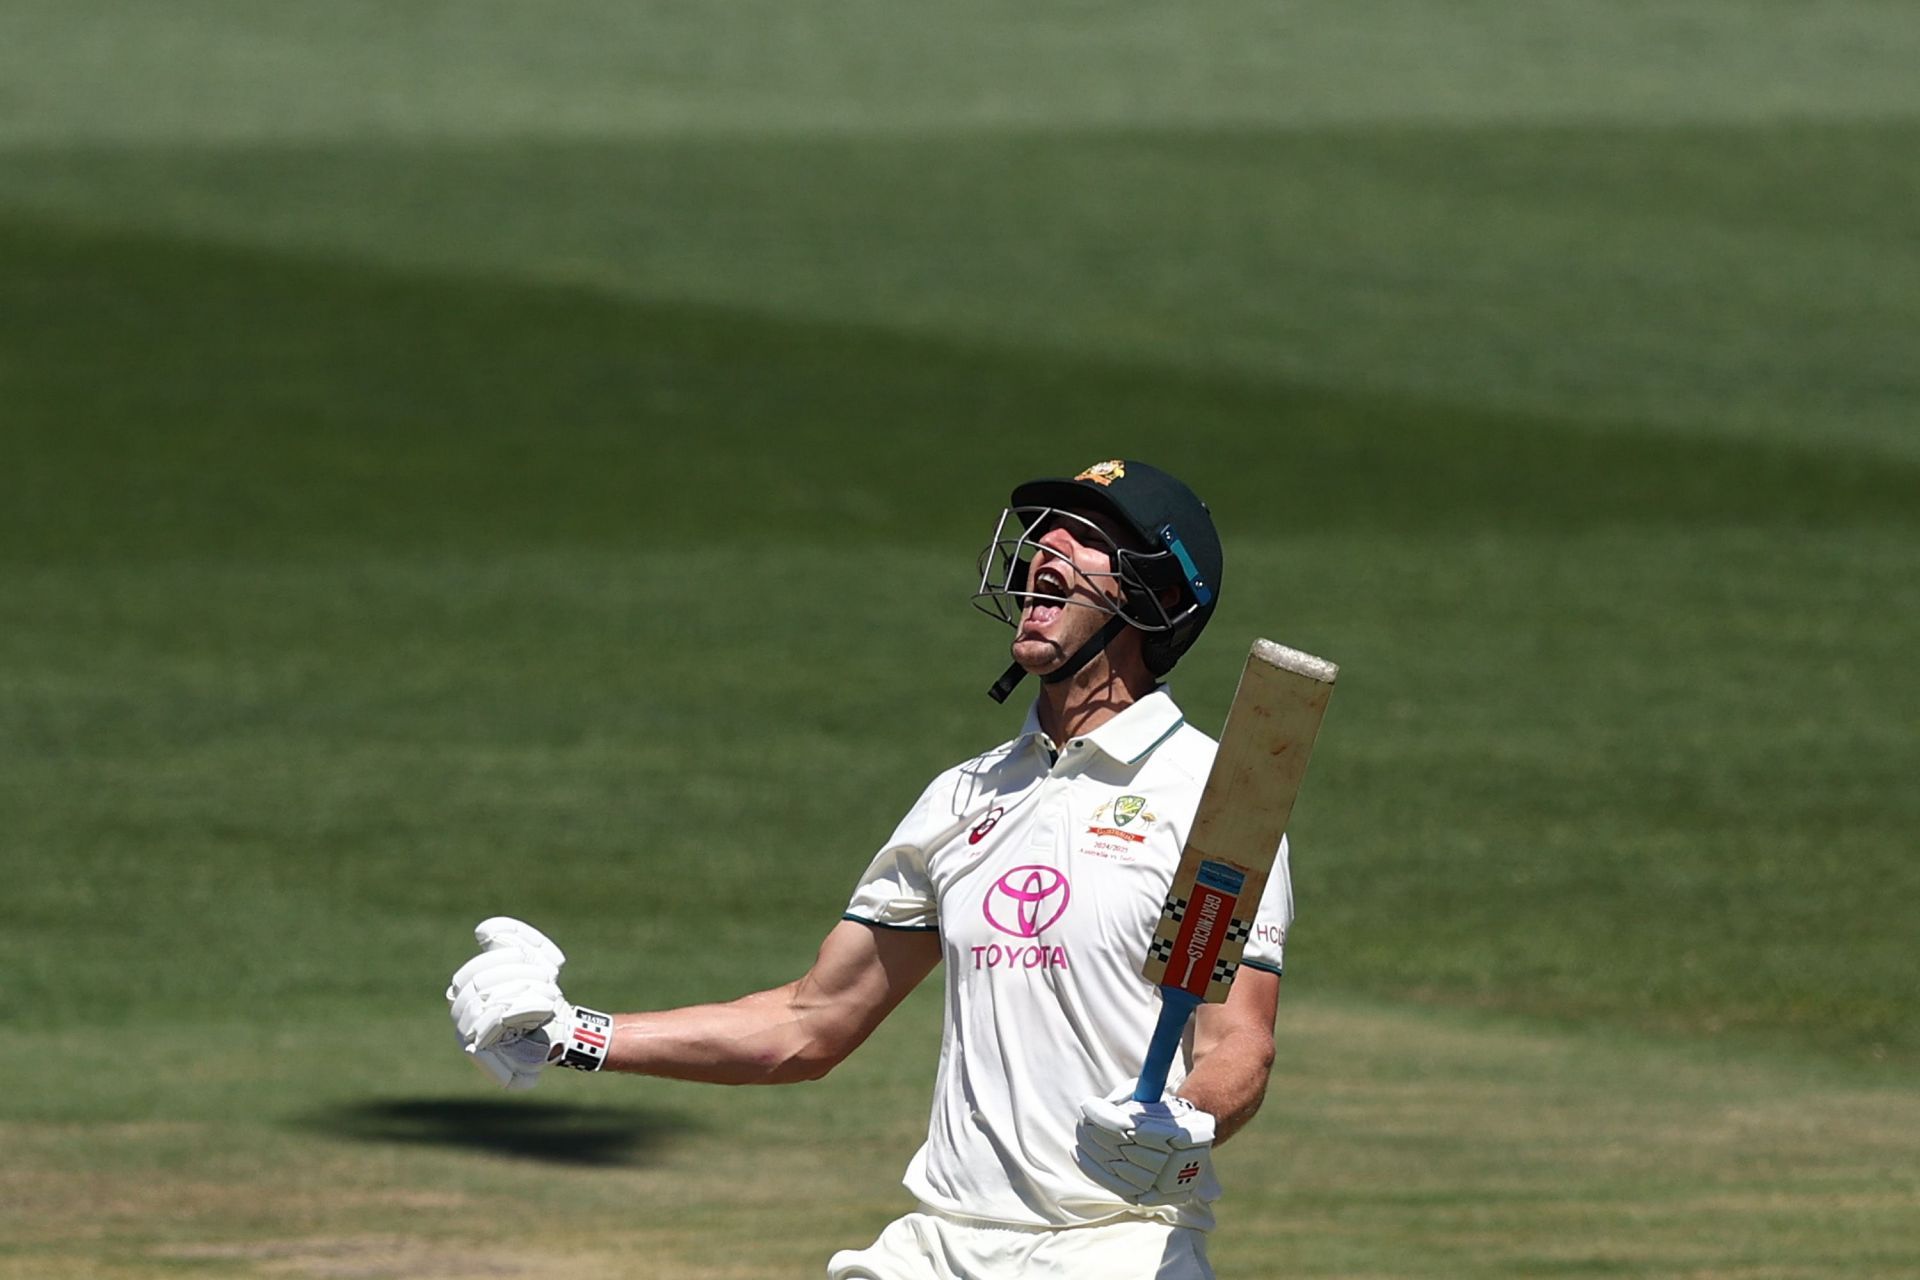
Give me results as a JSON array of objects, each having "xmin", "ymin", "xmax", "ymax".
[
  {"xmin": 1211, "ymin": 958, "xmax": 1239, "ymax": 985},
  {"xmin": 1223, "ymin": 917, "xmax": 1251, "ymax": 944},
  {"xmin": 1161, "ymin": 895, "xmax": 1190, "ymax": 923},
  {"xmin": 1147, "ymin": 936, "xmax": 1177, "ymax": 963}
]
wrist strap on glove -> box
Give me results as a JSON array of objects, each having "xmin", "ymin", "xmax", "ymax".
[{"xmin": 548, "ymin": 1006, "xmax": 615, "ymax": 1072}]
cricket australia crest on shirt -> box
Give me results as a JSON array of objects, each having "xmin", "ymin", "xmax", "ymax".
[{"xmin": 1082, "ymin": 794, "xmax": 1156, "ymax": 859}]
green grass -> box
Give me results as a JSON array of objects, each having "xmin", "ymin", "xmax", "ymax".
[
  {"xmin": 6, "ymin": 999, "xmax": 1918, "ymax": 1278},
  {"xmin": 7, "ymin": 120, "xmax": 1918, "ymax": 461},
  {"xmin": 3, "ymin": 3, "xmax": 1918, "ymax": 1276}
]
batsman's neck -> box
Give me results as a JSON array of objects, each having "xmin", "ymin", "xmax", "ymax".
[{"xmin": 1034, "ymin": 648, "xmax": 1158, "ymax": 746}]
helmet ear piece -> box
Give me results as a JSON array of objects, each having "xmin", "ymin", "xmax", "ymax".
[
  {"xmin": 1112, "ymin": 562, "xmax": 1171, "ymax": 630},
  {"xmin": 1115, "ymin": 545, "xmax": 1183, "ymax": 597}
]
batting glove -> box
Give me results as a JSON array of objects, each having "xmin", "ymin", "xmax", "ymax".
[
  {"xmin": 446, "ymin": 917, "xmax": 614, "ymax": 1090},
  {"xmin": 1075, "ymin": 1086, "xmax": 1222, "ymax": 1207}
]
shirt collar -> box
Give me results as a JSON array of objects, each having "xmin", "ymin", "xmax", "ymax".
[{"xmin": 1018, "ymin": 686, "xmax": 1186, "ymax": 766}]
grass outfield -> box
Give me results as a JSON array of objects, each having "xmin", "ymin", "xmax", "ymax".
[
  {"xmin": 8, "ymin": 1000, "xmax": 1918, "ymax": 1278},
  {"xmin": 4, "ymin": 3, "xmax": 1918, "ymax": 1277}
]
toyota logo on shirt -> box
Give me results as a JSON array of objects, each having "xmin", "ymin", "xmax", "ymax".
[{"xmin": 983, "ymin": 865, "xmax": 1071, "ymax": 937}]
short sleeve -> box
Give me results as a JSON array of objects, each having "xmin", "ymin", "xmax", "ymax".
[
  {"xmin": 1239, "ymin": 834, "xmax": 1294, "ymax": 975},
  {"xmin": 842, "ymin": 786, "xmax": 943, "ymax": 932}
]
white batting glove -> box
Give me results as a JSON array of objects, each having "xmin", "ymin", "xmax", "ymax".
[
  {"xmin": 445, "ymin": 917, "xmax": 614, "ymax": 1090},
  {"xmin": 1075, "ymin": 1086, "xmax": 1222, "ymax": 1207}
]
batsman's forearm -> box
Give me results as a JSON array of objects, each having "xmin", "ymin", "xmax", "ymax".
[
  {"xmin": 1176, "ymin": 1022, "xmax": 1276, "ymax": 1144},
  {"xmin": 1177, "ymin": 967, "xmax": 1282, "ymax": 1143},
  {"xmin": 600, "ymin": 986, "xmax": 848, "ymax": 1085},
  {"xmin": 589, "ymin": 919, "xmax": 938, "ymax": 1085}
]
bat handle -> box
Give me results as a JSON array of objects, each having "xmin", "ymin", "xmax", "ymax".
[{"xmin": 1133, "ymin": 989, "xmax": 1202, "ymax": 1103}]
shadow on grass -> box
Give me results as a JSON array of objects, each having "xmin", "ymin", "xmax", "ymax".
[{"xmin": 298, "ymin": 1097, "xmax": 699, "ymax": 1168}]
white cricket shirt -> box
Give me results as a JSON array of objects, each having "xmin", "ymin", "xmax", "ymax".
[{"xmin": 844, "ymin": 688, "xmax": 1293, "ymax": 1231}]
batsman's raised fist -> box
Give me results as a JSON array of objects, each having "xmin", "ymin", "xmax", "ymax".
[
  {"xmin": 445, "ymin": 917, "xmax": 612, "ymax": 1090},
  {"xmin": 472, "ymin": 916, "xmax": 567, "ymax": 971}
]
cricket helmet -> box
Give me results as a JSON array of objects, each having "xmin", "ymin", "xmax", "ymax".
[{"xmin": 975, "ymin": 459, "xmax": 1223, "ymax": 700}]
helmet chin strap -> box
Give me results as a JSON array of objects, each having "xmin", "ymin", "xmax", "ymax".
[{"xmin": 987, "ymin": 613, "xmax": 1132, "ymax": 705}]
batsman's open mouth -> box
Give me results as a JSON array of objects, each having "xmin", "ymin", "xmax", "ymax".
[{"xmin": 1020, "ymin": 564, "xmax": 1073, "ymax": 613}]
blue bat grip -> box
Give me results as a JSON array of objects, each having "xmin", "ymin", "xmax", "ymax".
[{"xmin": 1133, "ymin": 989, "xmax": 1202, "ymax": 1103}]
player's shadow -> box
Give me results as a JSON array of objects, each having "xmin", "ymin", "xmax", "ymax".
[{"xmin": 299, "ymin": 1098, "xmax": 697, "ymax": 1168}]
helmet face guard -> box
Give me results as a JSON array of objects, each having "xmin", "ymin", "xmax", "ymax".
[{"xmin": 971, "ymin": 506, "xmax": 1196, "ymax": 637}]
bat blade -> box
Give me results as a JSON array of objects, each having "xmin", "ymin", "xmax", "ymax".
[{"xmin": 1134, "ymin": 639, "xmax": 1336, "ymax": 1101}]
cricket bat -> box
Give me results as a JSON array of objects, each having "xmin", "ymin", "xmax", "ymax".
[{"xmin": 1134, "ymin": 638, "xmax": 1337, "ymax": 1103}]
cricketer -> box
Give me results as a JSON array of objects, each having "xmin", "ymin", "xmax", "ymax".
[{"xmin": 445, "ymin": 460, "xmax": 1297, "ymax": 1278}]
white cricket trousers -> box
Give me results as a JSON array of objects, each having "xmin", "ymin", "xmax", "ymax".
[{"xmin": 827, "ymin": 1208, "xmax": 1213, "ymax": 1280}]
